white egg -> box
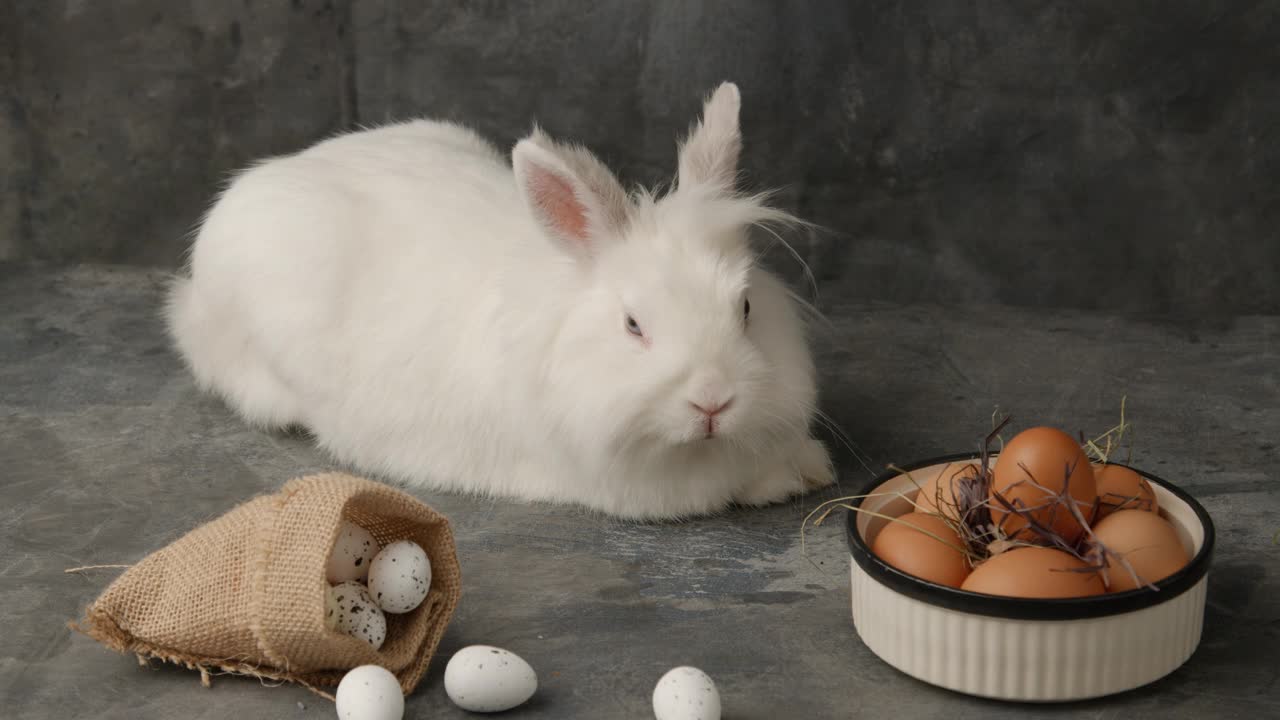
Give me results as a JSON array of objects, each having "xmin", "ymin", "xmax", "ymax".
[
  {"xmin": 652, "ymin": 666, "xmax": 720, "ymax": 720},
  {"xmin": 326, "ymin": 582, "xmax": 387, "ymax": 650},
  {"xmin": 367, "ymin": 540, "xmax": 432, "ymax": 614},
  {"xmin": 443, "ymin": 645, "xmax": 538, "ymax": 713},
  {"xmin": 335, "ymin": 664, "xmax": 403, "ymax": 720},
  {"xmin": 327, "ymin": 520, "xmax": 380, "ymax": 584}
]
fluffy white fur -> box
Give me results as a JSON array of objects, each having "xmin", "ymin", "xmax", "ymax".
[{"xmin": 166, "ymin": 81, "xmax": 834, "ymax": 520}]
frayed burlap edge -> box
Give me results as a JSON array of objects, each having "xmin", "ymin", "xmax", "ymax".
[{"xmin": 68, "ymin": 609, "xmax": 339, "ymax": 701}]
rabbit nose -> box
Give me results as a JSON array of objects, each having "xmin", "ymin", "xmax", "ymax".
[
  {"xmin": 689, "ymin": 373, "xmax": 734, "ymax": 417},
  {"xmin": 690, "ymin": 396, "xmax": 734, "ymax": 418}
]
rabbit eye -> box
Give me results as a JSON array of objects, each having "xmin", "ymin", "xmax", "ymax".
[
  {"xmin": 625, "ymin": 314, "xmax": 643, "ymax": 337},
  {"xmin": 743, "ymin": 298, "xmax": 751, "ymax": 321}
]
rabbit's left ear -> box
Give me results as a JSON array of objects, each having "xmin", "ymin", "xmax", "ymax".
[{"xmin": 677, "ymin": 81, "xmax": 742, "ymax": 192}]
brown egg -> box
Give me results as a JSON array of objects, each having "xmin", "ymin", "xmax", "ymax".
[
  {"xmin": 912, "ymin": 462, "xmax": 982, "ymax": 523},
  {"xmin": 1090, "ymin": 509, "xmax": 1189, "ymax": 592},
  {"xmin": 991, "ymin": 427, "xmax": 1097, "ymax": 545},
  {"xmin": 1093, "ymin": 463, "xmax": 1159, "ymax": 521},
  {"xmin": 961, "ymin": 546, "xmax": 1105, "ymax": 598},
  {"xmin": 871, "ymin": 512, "xmax": 971, "ymax": 588}
]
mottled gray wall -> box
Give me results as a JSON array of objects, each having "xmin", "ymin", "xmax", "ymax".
[
  {"xmin": 4, "ymin": 1, "xmax": 1278, "ymax": 315},
  {"xmin": 2, "ymin": 1, "xmax": 353, "ymax": 264}
]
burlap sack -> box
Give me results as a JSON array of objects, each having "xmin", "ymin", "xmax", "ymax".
[{"xmin": 71, "ymin": 472, "xmax": 462, "ymax": 695}]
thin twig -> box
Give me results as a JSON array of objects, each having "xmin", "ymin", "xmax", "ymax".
[{"xmin": 64, "ymin": 564, "xmax": 132, "ymax": 574}]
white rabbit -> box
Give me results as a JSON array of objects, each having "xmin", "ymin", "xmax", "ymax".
[{"xmin": 165, "ymin": 81, "xmax": 834, "ymax": 520}]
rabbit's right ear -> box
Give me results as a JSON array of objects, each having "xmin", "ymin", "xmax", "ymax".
[{"xmin": 513, "ymin": 129, "xmax": 629, "ymax": 261}]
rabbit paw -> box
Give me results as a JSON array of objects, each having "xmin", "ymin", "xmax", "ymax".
[
  {"xmin": 796, "ymin": 436, "xmax": 836, "ymax": 490},
  {"xmin": 734, "ymin": 437, "xmax": 834, "ymax": 506}
]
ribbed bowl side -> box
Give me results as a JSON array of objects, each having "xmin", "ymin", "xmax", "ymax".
[{"xmin": 849, "ymin": 561, "xmax": 1208, "ymax": 702}]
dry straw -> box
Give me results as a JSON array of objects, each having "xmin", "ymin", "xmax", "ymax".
[{"xmin": 802, "ymin": 399, "xmax": 1160, "ymax": 592}]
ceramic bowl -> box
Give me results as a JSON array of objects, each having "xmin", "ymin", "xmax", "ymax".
[{"xmin": 845, "ymin": 452, "xmax": 1215, "ymax": 702}]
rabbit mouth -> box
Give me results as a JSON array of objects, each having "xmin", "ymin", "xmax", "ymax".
[
  {"xmin": 701, "ymin": 416, "xmax": 727, "ymax": 440},
  {"xmin": 666, "ymin": 413, "xmax": 737, "ymax": 446}
]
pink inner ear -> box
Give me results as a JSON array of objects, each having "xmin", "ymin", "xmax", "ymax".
[{"xmin": 530, "ymin": 168, "xmax": 589, "ymax": 241}]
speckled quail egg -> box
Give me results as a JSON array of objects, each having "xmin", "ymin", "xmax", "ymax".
[
  {"xmin": 326, "ymin": 581, "xmax": 387, "ymax": 650},
  {"xmin": 653, "ymin": 666, "xmax": 721, "ymax": 720},
  {"xmin": 367, "ymin": 540, "xmax": 432, "ymax": 614},
  {"xmin": 443, "ymin": 645, "xmax": 538, "ymax": 713},
  {"xmin": 335, "ymin": 664, "xmax": 404, "ymax": 720},
  {"xmin": 327, "ymin": 520, "xmax": 380, "ymax": 584}
]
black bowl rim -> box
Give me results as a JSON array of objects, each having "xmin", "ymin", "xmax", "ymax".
[{"xmin": 844, "ymin": 451, "xmax": 1216, "ymax": 620}]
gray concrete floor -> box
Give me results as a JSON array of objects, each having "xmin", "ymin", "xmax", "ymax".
[{"xmin": 2, "ymin": 265, "xmax": 1277, "ymax": 719}]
